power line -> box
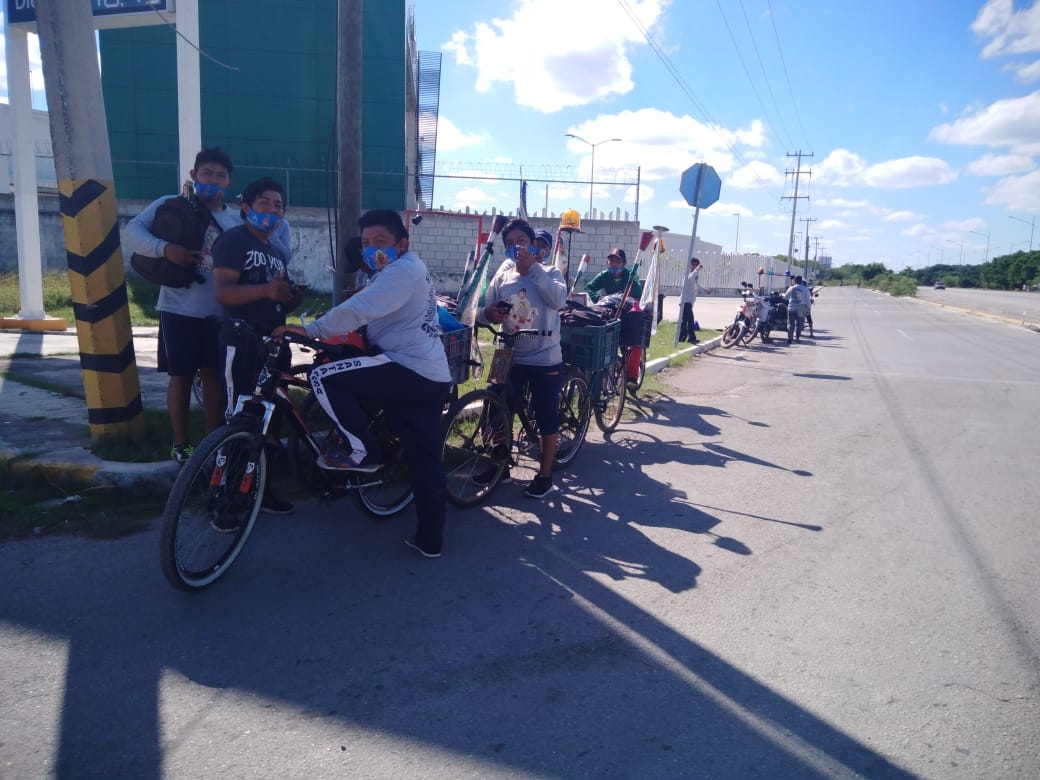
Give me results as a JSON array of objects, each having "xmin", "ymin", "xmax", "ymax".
[{"xmin": 766, "ymin": 0, "xmax": 812, "ymax": 149}]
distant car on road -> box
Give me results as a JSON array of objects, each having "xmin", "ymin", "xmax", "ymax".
[{"xmin": 934, "ymin": 281, "xmax": 946, "ymax": 290}]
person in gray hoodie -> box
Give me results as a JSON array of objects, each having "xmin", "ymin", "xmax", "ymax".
[
  {"xmin": 478, "ymin": 218, "xmax": 569, "ymax": 499},
  {"xmin": 273, "ymin": 209, "xmax": 451, "ymax": 558}
]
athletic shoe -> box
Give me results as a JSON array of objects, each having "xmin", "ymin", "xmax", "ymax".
[
  {"xmin": 171, "ymin": 443, "xmax": 194, "ymax": 464},
  {"xmin": 524, "ymin": 473, "xmax": 554, "ymax": 498},
  {"xmin": 260, "ymin": 492, "xmax": 295, "ymax": 515},
  {"xmin": 316, "ymin": 448, "xmax": 382, "ymax": 473},
  {"xmin": 473, "ymin": 464, "xmax": 510, "ymax": 486},
  {"xmin": 404, "ymin": 536, "xmax": 441, "ymax": 559}
]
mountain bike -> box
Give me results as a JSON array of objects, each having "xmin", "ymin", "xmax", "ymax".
[
  {"xmin": 159, "ymin": 320, "xmax": 414, "ymax": 591},
  {"xmin": 441, "ymin": 326, "xmax": 591, "ymax": 507}
]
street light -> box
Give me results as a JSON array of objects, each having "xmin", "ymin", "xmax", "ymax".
[
  {"xmin": 565, "ymin": 134, "xmax": 622, "ymax": 219},
  {"xmin": 1008, "ymin": 214, "xmax": 1035, "ymax": 252},
  {"xmin": 732, "ymin": 212, "xmax": 740, "ymax": 254},
  {"xmin": 968, "ymin": 229, "xmax": 990, "ymax": 263}
]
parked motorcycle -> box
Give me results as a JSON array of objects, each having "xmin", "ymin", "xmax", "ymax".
[{"xmin": 721, "ymin": 283, "xmax": 759, "ymax": 348}]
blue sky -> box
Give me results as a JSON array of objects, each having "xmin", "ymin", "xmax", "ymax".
[
  {"xmin": 3, "ymin": 1, "xmax": 1038, "ymax": 269},
  {"xmin": 412, "ymin": 0, "xmax": 1040, "ymax": 268}
]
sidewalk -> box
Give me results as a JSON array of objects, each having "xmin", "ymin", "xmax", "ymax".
[{"xmin": 0, "ymin": 296, "xmax": 738, "ymax": 487}]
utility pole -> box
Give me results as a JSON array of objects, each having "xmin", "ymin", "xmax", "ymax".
[
  {"xmin": 36, "ymin": 0, "xmax": 144, "ymax": 440},
  {"xmin": 800, "ymin": 216, "xmax": 816, "ymax": 273},
  {"xmin": 782, "ymin": 150, "xmax": 812, "ymax": 275},
  {"xmin": 335, "ymin": 0, "xmax": 364, "ymax": 305}
]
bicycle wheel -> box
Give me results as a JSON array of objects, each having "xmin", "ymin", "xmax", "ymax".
[
  {"xmin": 356, "ymin": 418, "xmax": 414, "ymax": 517},
  {"xmin": 625, "ymin": 346, "xmax": 647, "ymax": 392},
  {"xmin": 442, "ymin": 388, "xmax": 511, "ymax": 507},
  {"xmin": 159, "ymin": 421, "xmax": 267, "ymax": 591},
  {"xmin": 594, "ymin": 358, "xmax": 627, "ymax": 433},
  {"xmin": 553, "ymin": 373, "xmax": 590, "ymax": 469},
  {"xmin": 191, "ymin": 370, "xmax": 205, "ymax": 408}
]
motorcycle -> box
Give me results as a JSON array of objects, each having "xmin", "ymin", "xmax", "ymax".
[
  {"xmin": 757, "ymin": 291, "xmax": 788, "ymax": 343},
  {"xmin": 721, "ymin": 282, "xmax": 759, "ymax": 348}
]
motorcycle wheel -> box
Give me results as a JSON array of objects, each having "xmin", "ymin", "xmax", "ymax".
[
  {"xmin": 721, "ymin": 321, "xmax": 746, "ymax": 348},
  {"xmin": 739, "ymin": 319, "xmax": 759, "ymax": 345}
]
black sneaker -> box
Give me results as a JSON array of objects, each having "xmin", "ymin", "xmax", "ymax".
[
  {"xmin": 473, "ymin": 464, "xmax": 510, "ymax": 486},
  {"xmin": 404, "ymin": 536, "xmax": 441, "ymax": 559},
  {"xmin": 524, "ymin": 473, "xmax": 554, "ymax": 498},
  {"xmin": 316, "ymin": 447, "xmax": 382, "ymax": 473},
  {"xmin": 261, "ymin": 492, "xmax": 295, "ymax": 515}
]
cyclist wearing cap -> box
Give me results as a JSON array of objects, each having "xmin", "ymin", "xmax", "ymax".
[{"xmin": 584, "ymin": 247, "xmax": 643, "ymax": 302}]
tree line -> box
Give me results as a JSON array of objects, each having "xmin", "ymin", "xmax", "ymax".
[{"xmin": 809, "ymin": 249, "xmax": 1040, "ymax": 291}]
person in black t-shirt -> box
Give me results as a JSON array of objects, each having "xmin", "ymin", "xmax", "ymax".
[{"xmin": 213, "ymin": 177, "xmax": 302, "ymax": 514}]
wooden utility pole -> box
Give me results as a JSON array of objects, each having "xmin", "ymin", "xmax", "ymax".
[
  {"xmin": 35, "ymin": 0, "xmax": 144, "ymax": 440},
  {"xmin": 335, "ymin": 0, "xmax": 364, "ymax": 305}
]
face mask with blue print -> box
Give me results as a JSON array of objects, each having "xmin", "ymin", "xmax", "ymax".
[
  {"xmin": 193, "ymin": 181, "xmax": 226, "ymax": 201},
  {"xmin": 505, "ymin": 245, "xmax": 533, "ymax": 261},
  {"xmin": 246, "ymin": 209, "xmax": 281, "ymax": 233},
  {"xmin": 609, "ymin": 266, "xmax": 624, "ymax": 278},
  {"xmin": 362, "ymin": 244, "xmax": 398, "ymax": 271}
]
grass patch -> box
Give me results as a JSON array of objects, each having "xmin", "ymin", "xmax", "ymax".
[{"xmin": 0, "ymin": 460, "xmax": 165, "ymax": 541}]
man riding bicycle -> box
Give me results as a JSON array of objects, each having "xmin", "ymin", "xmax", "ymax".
[
  {"xmin": 273, "ymin": 209, "xmax": 452, "ymax": 558},
  {"xmin": 477, "ymin": 218, "xmax": 568, "ymax": 499}
]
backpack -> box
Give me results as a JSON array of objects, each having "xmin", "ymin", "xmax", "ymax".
[{"xmin": 129, "ymin": 194, "xmax": 218, "ymax": 288}]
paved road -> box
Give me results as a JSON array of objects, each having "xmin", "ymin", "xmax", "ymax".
[{"xmin": 1, "ymin": 287, "xmax": 1039, "ymax": 778}]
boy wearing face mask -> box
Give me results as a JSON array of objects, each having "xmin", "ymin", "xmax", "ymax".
[
  {"xmin": 273, "ymin": 209, "xmax": 452, "ymax": 557},
  {"xmin": 124, "ymin": 147, "xmax": 240, "ymax": 462},
  {"xmin": 583, "ymin": 247, "xmax": 643, "ymax": 303}
]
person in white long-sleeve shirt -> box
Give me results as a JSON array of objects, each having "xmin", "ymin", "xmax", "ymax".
[
  {"xmin": 677, "ymin": 257, "xmax": 703, "ymax": 344},
  {"xmin": 273, "ymin": 209, "xmax": 451, "ymax": 558},
  {"xmin": 477, "ymin": 218, "xmax": 569, "ymax": 499}
]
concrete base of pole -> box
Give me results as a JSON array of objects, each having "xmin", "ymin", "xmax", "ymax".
[{"xmin": 1, "ymin": 316, "xmax": 69, "ymax": 332}]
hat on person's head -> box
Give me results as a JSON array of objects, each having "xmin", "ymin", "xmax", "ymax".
[
  {"xmin": 534, "ymin": 229, "xmax": 554, "ymax": 249},
  {"xmin": 607, "ymin": 247, "xmax": 627, "ymax": 263},
  {"xmin": 795, "ymin": 275, "xmax": 804, "ymax": 284}
]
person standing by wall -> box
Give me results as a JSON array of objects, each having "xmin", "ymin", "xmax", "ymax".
[
  {"xmin": 677, "ymin": 257, "xmax": 703, "ymax": 344},
  {"xmin": 123, "ymin": 147, "xmax": 238, "ymax": 463}
]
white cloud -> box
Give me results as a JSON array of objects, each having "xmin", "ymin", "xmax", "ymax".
[
  {"xmin": 729, "ymin": 160, "xmax": 782, "ymax": 188},
  {"xmin": 900, "ymin": 223, "xmax": 934, "ymax": 238},
  {"xmin": 965, "ymin": 152, "xmax": 1036, "ymax": 176},
  {"xmin": 983, "ymin": 168, "xmax": 1040, "ymax": 212},
  {"xmin": 884, "ymin": 210, "xmax": 923, "ymax": 222},
  {"xmin": 434, "ymin": 116, "xmax": 487, "ymax": 152},
  {"xmin": 864, "ymin": 156, "xmax": 958, "ymax": 188},
  {"xmin": 972, "ymin": 0, "xmax": 1040, "ymax": 76},
  {"xmin": 442, "ymin": 0, "xmax": 671, "ymax": 111},
  {"xmin": 815, "ymin": 149, "xmax": 868, "ymax": 186},
  {"xmin": 929, "ymin": 90, "xmax": 1040, "ymax": 155}
]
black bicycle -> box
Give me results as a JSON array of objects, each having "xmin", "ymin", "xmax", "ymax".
[
  {"xmin": 441, "ymin": 326, "xmax": 591, "ymax": 507},
  {"xmin": 159, "ymin": 320, "xmax": 413, "ymax": 591}
]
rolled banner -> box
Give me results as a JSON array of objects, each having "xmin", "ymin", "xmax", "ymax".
[{"xmin": 639, "ymin": 231, "xmax": 654, "ymax": 251}]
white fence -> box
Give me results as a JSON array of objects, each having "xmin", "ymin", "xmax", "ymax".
[{"xmin": 657, "ymin": 248, "xmax": 809, "ymax": 297}]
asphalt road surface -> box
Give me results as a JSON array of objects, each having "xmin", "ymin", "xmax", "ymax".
[{"xmin": 2, "ymin": 287, "xmax": 1038, "ymax": 779}]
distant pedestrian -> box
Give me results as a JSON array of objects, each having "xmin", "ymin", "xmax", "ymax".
[
  {"xmin": 678, "ymin": 257, "xmax": 703, "ymax": 344},
  {"xmin": 784, "ymin": 275, "xmax": 812, "ymax": 344}
]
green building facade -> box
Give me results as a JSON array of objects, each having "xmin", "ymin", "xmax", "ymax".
[{"xmin": 99, "ymin": 0, "xmax": 407, "ymax": 209}]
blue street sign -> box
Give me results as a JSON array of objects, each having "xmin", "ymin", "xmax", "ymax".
[
  {"xmin": 679, "ymin": 163, "xmax": 721, "ymax": 209},
  {"xmin": 7, "ymin": 0, "xmax": 171, "ymax": 26}
]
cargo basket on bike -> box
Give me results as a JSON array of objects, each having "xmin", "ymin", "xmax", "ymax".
[
  {"xmin": 618, "ymin": 310, "xmax": 652, "ymax": 348},
  {"xmin": 561, "ymin": 320, "xmax": 621, "ymax": 371},
  {"xmin": 441, "ymin": 327, "xmax": 473, "ymax": 384}
]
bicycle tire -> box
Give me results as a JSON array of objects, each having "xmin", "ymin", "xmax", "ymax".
[
  {"xmin": 594, "ymin": 358, "xmax": 626, "ymax": 433},
  {"xmin": 442, "ymin": 388, "xmax": 511, "ymax": 507},
  {"xmin": 356, "ymin": 420, "xmax": 414, "ymax": 518},
  {"xmin": 553, "ymin": 373, "xmax": 590, "ymax": 469},
  {"xmin": 159, "ymin": 421, "xmax": 266, "ymax": 591}
]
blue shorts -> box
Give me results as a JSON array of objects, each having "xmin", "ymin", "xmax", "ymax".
[{"xmin": 157, "ymin": 312, "xmax": 221, "ymax": 377}]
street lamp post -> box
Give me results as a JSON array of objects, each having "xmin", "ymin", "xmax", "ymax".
[
  {"xmin": 969, "ymin": 229, "xmax": 990, "ymax": 263},
  {"xmin": 565, "ymin": 134, "xmax": 621, "ymax": 219},
  {"xmin": 1008, "ymin": 215, "xmax": 1035, "ymax": 252},
  {"xmin": 732, "ymin": 212, "xmax": 740, "ymax": 254},
  {"xmin": 946, "ymin": 238, "xmax": 964, "ymax": 285}
]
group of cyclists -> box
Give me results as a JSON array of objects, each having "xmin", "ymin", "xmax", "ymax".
[{"xmin": 132, "ymin": 150, "xmax": 648, "ymax": 560}]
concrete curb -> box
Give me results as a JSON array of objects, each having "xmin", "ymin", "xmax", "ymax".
[
  {"xmin": 645, "ymin": 335, "xmax": 722, "ymax": 376},
  {"xmin": 909, "ymin": 295, "xmax": 1040, "ymax": 333}
]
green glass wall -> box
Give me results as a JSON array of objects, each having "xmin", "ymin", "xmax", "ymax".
[{"xmin": 99, "ymin": 0, "xmax": 406, "ymax": 209}]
